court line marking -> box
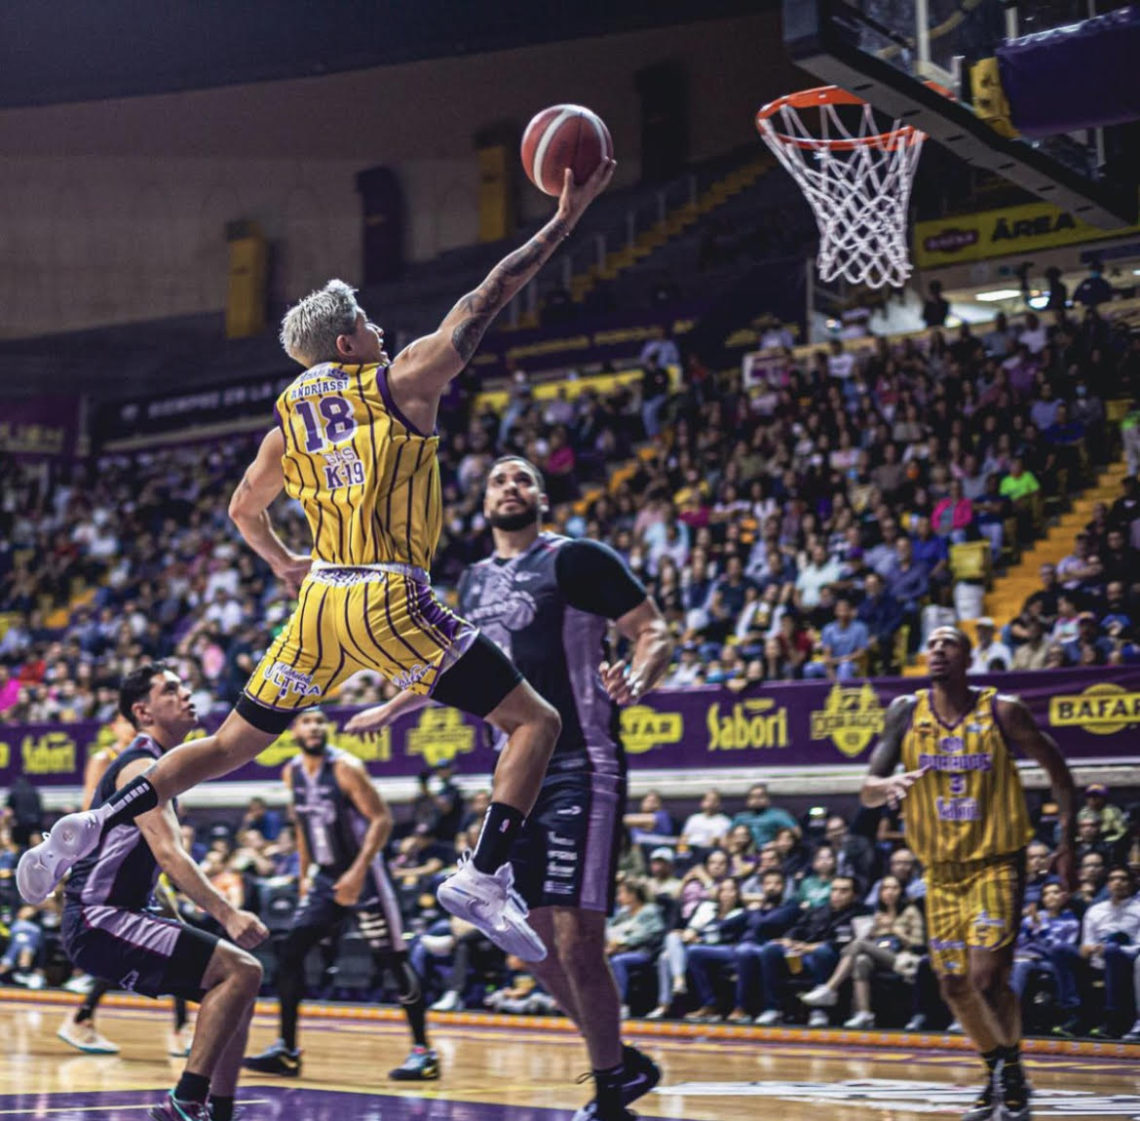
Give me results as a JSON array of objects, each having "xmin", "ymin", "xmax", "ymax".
[{"xmin": 0, "ymin": 1102, "xmax": 270, "ymax": 1116}]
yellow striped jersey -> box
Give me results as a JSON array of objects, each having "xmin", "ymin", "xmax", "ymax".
[
  {"xmin": 275, "ymin": 361, "xmax": 442, "ymax": 568},
  {"xmin": 900, "ymin": 687, "xmax": 1033, "ymax": 867}
]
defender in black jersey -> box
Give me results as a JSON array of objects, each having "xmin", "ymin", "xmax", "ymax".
[
  {"xmin": 58, "ymin": 736, "xmax": 192, "ymax": 1059},
  {"xmin": 243, "ymin": 710, "xmax": 437, "ymax": 1082},
  {"xmin": 62, "ymin": 665, "xmax": 267, "ymax": 1121},
  {"xmin": 347, "ymin": 456, "xmax": 674, "ymax": 1121}
]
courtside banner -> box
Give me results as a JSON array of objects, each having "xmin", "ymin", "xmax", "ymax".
[
  {"xmin": 914, "ymin": 201, "xmax": 1140, "ymax": 268},
  {"xmin": 3, "ymin": 666, "xmax": 1139, "ymax": 787}
]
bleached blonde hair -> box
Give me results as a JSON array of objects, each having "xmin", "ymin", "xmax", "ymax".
[{"xmin": 279, "ymin": 279, "xmax": 361, "ymax": 367}]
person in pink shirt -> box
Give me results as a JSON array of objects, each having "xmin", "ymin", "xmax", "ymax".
[
  {"xmin": 931, "ymin": 479, "xmax": 975, "ymax": 544},
  {"xmin": 0, "ymin": 665, "xmax": 20, "ymax": 713}
]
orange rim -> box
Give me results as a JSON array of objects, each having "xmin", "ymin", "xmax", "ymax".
[{"xmin": 755, "ymin": 84, "xmax": 929, "ymax": 153}]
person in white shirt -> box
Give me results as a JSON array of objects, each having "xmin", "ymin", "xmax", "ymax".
[
  {"xmin": 1018, "ymin": 312, "xmax": 1047, "ymax": 355},
  {"xmin": 681, "ymin": 790, "xmax": 733, "ymax": 850},
  {"xmin": 826, "ymin": 339, "xmax": 855, "ymax": 380},
  {"xmin": 1077, "ymin": 867, "xmax": 1140, "ymax": 1039},
  {"xmin": 665, "ymin": 645, "xmax": 703, "ymax": 688},
  {"xmin": 795, "ymin": 542, "xmax": 844, "ymax": 609},
  {"xmin": 967, "ymin": 618, "xmax": 1013, "ymax": 675}
]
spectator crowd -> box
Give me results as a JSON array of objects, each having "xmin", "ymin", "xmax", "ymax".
[
  {"xmin": 1, "ymin": 304, "xmax": 1139, "ymax": 724},
  {"xmin": 1, "ymin": 296, "xmax": 1140, "ymax": 1039},
  {"xmin": 4, "ymin": 775, "xmax": 1139, "ymax": 1042}
]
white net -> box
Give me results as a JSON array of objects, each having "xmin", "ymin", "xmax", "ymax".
[{"xmin": 757, "ymin": 91, "xmax": 926, "ymax": 289}]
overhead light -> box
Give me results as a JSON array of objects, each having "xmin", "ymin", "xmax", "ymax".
[
  {"xmin": 1133, "ymin": 268, "xmax": 1140, "ymax": 276},
  {"xmin": 975, "ymin": 288, "xmax": 1021, "ymax": 302}
]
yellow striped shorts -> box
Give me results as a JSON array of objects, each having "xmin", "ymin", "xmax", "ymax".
[
  {"xmin": 243, "ymin": 563, "xmax": 476, "ymax": 717},
  {"xmin": 925, "ymin": 852, "xmax": 1026, "ymax": 976}
]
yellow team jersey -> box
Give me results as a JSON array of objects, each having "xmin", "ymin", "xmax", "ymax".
[
  {"xmin": 275, "ymin": 361, "xmax": 442, "ymax": 569},
  {"xmin": 900, "ymin": 687, "xmax": 1033, "ymax": 868}
]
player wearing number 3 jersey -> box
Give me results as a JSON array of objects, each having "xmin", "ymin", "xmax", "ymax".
[
  {"xmin": 860, "ymin": 627, "xmax": 1076, "ymax": 1121},
  {"xmin": 18, "ymin": 159, "xmax": 618, "ymax": 969}
]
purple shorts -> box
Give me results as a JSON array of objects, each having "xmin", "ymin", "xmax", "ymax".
[
  {"xmin": 62, "ymin": 904, "xmax": 218, "ymax": 1001},
  {"xmin": 509, "ymin": 772, "xmax": 626, "ymax": 912}
]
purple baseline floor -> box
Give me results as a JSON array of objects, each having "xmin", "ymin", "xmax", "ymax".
[{"xmin": 0, "ymin": 1086, "xmax": 582, "ymax": 1121}]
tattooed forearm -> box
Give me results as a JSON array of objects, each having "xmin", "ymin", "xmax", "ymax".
[{"xmin": 449, "ymin": 213, "xmax": 572, "ymax": 361}]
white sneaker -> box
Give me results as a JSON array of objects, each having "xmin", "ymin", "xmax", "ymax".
[
  {"xmin": 947, "ymin": 1020, "xmax": 964, "ymax": 1034},
  {"xmin": 1122, "ymin": 1018, "xmax": 1140, "ymax": 1042},
  {"xmin": 419, "ymin": 934, "xmax": 455, "ymax": 957},
  {"xmin": 430, "ymin": 991, "xmax": 463, "ymax": 1012},
  {"xmin": 168, "ymin": 1025, "xmax": 193, "ymax": 1057},
  {"xmin": 905, "ymin": 1013, "xmax": 926, "ymax": 1031},
  {"xmin": 437, "ymin": 857, "xmax": 547, "ymax": 963},
  {"xmin": 844, "ymin": 1011, "xmax": 876, "ymax": 1030},
  {"xmin": 57, "ymin": 1015, "xmax": 120, "ymax": 1054},
  {"xmin": 808, "ymin": 1009, "xmax": 829, "ymax": 1028},
  {"xmin": 800, "ymin": 984, "xmax": 838, "ymax": 1008},
  {"xmin": 754, "ymin": 1009, "xmax": 782, "ymax": 1027},
  {"xmin": 17, "ymin": 810, "xmax": 104, "ymax": 904},
  {"xmin": 63, "ymin": 974, "xmax": 95, "ymax": 995}
]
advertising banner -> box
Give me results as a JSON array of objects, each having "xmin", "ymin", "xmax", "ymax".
[
  {"xmin": 3, "ymin": 666, "xmax": 1138, "ymax": 790},
  {"xmin": 913, "ymin": 201, "xmax": 1140, "ymax": 269},
  {"xmin": 0, "ymin": 397, "xmax": 80, "ymax": 461}
]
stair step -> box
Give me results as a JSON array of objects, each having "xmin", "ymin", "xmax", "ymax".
[{"xmin": 982, "ymin": 457, "xmax": 1126, "ymax": 625}]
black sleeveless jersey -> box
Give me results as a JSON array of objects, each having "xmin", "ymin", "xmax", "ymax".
[
  {"xmin": 288, "ymin": 747, "xmax": 368, "ymax": 877},
  {"xmin": 66, "ymin": 735, "xmax": 168, "ymax": 911},
  {"xmin": 457, "ymin": 533, "xmax": 646, "ymax": 778}
]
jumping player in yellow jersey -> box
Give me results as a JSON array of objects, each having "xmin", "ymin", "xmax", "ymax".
[
  {"xmin": 19, "ymin": 158, "xmax": 617, "ymax": 967},
  {"xmin": 860, "ymin": 627, "xmax": 1076, "ymax": 1121}
]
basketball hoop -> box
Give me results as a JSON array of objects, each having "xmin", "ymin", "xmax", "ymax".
[{"xmin": 756, "ymin": 86, "xmax": 926, "ymax": 289}]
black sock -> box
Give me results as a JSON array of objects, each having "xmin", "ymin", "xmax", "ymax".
[
  {"xmin": 173, "ymin": 997, "xmax": 188, "ymax": 1032},
  {"xmin": 174, "ymin": 1072, "xmax": 211, "ymax": 1104},
  {"xmin": 209, "ymin": 1095, "xmax": 235, "ymax": 1121},
  {"xmin": 594, "ymin": 1061, "xmax": 625, "ymax": 1111},
  {"xmin": 403, "ymin": 990, "xmax": 429, "ymax": 1047},
  {"xmin": 103, "ymin": 775, "xmax": 159, "ymax": 828},
  {"xmin": 472, "ymin": 803, "xmax": 525, "ymax": 874},
  {"xmin": 77, "ymin": 976, "xmax": 112, "ymax": 1023},
  {"xmin": 1000, "ymin": 1045, "xmax": 1025, "ymax": 1090},
  {"xmin": 982, "ymin": 1046, "xmax": 1002, "ymax": 1074}
]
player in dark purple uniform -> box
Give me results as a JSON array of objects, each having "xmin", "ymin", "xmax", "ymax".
[
  {"xmin": 243, "ymin": 709, "xmax": 437, "ymax": 1081},
  {"xmin": 62, "ymin": 665, "xmax": 268, "ymax": 1121},
  {"xmin": 347, "ymin": 456, "xmax": 673, "ymax": 1121}
]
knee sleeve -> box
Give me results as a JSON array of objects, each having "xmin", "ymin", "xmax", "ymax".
[{"xmin": 394, "ymin": 958, "xmax": 423, "ymax": 1006}]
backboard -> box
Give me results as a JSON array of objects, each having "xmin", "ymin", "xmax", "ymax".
[{"xmin": 784, "ymin": 0, "xmax": 1138, "ymax": 229}]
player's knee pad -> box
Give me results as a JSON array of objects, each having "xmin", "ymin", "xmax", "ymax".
[{"xmin": 394, "ymin": 958, "xmax": 422, "ymax": 1006}]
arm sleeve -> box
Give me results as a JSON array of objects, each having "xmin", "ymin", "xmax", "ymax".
[{"xmin": 555, "ymin": 539, "xmax": 649, "ymax": 620}]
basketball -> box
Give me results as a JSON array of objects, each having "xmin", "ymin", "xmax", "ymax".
[{"xmin": 521, "ymin": 104, "xmax": 613, "ymax": 196}]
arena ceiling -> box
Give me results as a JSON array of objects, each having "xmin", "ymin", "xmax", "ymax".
[{"xmin": 0, "ymin": 0, "xmax": 771, "ymax": 108}]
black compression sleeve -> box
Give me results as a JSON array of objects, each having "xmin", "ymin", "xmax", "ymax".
[{"xmin": 555, "ymin": 539, "xmax": 648, "ymax": 620}]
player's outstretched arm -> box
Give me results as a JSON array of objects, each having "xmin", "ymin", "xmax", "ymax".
[
  {"xmin": 388, "ymin": 159, "xmax": 616, "ymax": 412},
  {"xmin": 860, "ymin": 695, "xmax": 925, "ymax": 808},
  {"xmin": 344, "ymin": 689, "xmax": 431, "ymax": 737},
  {"xmin": 229, "ymin": 427, "xmax": 311, "ymax": 596},
  {"xmin": 997, "ymin": 694, "xmax": 1077, "ymax": 889}
]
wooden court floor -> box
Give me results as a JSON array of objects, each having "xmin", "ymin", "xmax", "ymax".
[{"xmin": 1, "ymin": 995, "xmax": 1138, "ymax": 1120}]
